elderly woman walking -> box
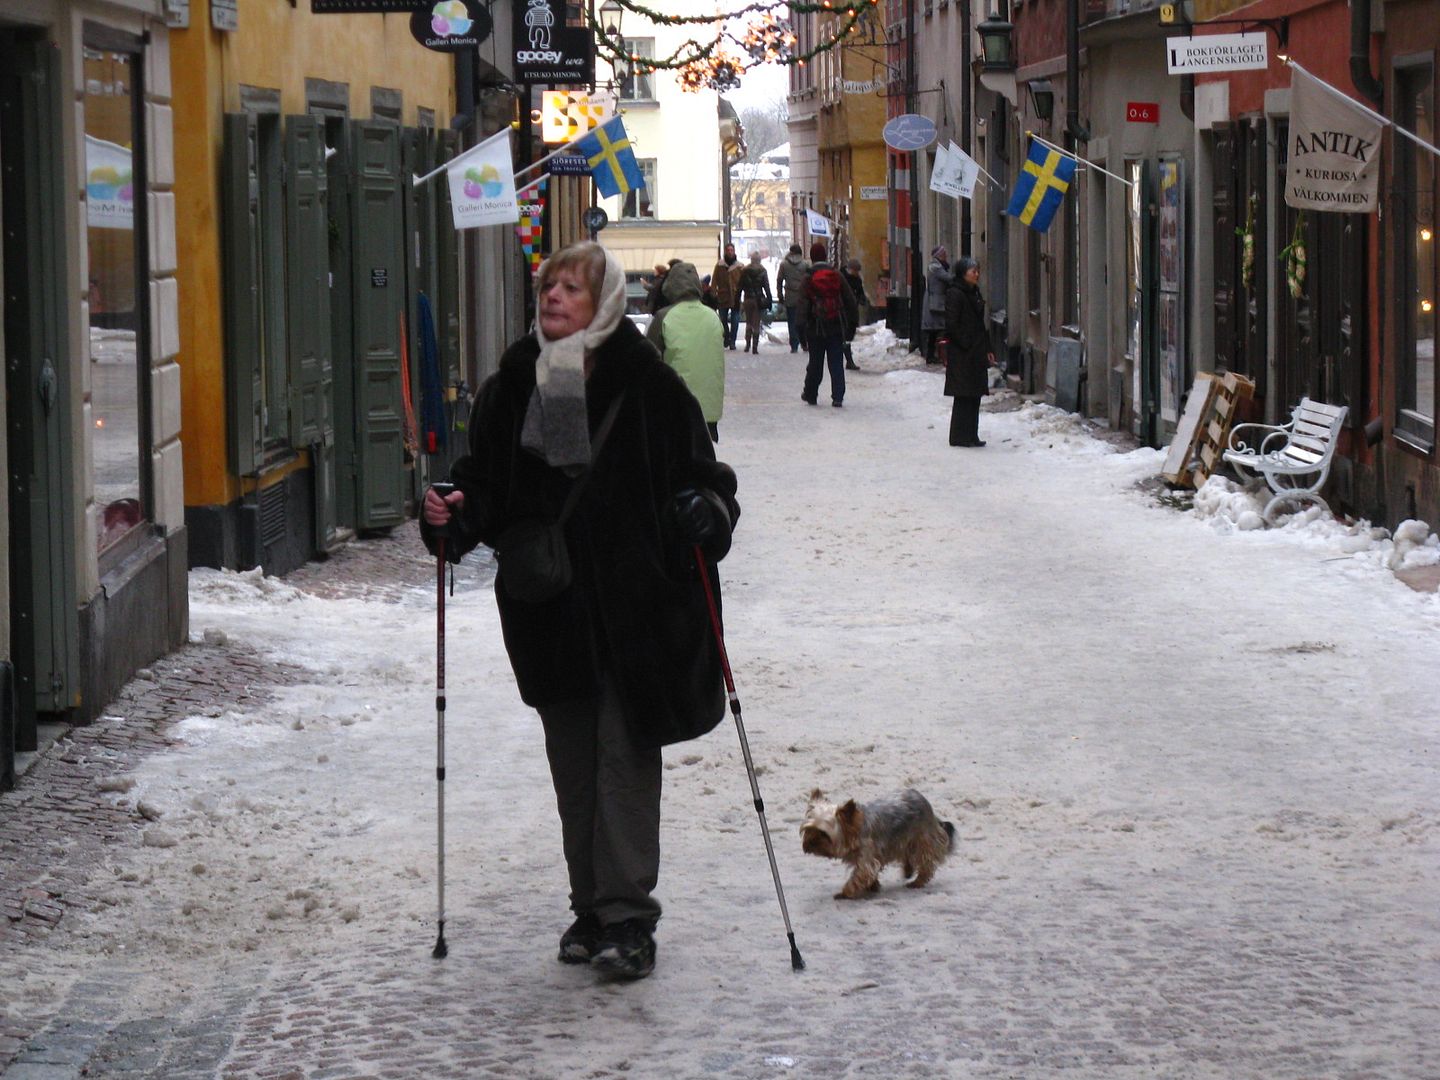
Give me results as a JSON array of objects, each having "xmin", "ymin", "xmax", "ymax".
[
  {"xmin": 943, "ymin": 256, "xmax": 995, "ymax": 447},
  {"xmin": 420, "ymin": 241, "xmax": 739, "ymax": 980}
]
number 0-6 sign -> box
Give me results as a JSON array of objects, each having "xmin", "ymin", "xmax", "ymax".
[{"xmin": 1127, "ymin": 101, "xmax": 1159, "ymax": 124}]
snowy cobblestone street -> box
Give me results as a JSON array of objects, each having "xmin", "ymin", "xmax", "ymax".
[{"xmin": 2, "ymin": 333, "xmax": 1439, "ymax": 1079}]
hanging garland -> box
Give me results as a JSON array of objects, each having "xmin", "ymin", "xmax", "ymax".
[
  {"xmin": 1235, "ymin": 193, "xmax": 1257, "ymax": 292},
  {"xmin": 1278, "ymin": 211, "xmax": 1307, "ymax": 300},
  {"xmin": 590, "ymin": 0, "xmax": 882, "ymax": 93}
]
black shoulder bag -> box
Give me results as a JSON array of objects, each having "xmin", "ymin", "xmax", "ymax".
[{"xmin": 494, "ymin": 393, "xmax": 625, "ymax": 604}]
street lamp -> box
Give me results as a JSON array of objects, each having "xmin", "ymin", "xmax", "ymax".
[
  {"xmin": 599, "ymin": 0, "xmax": 629, "ymax": 86},
  {"xmin": 976, "ymin": 10, "xmax": 1015, "ymax": 73},
  {"xmin": 1027, "ymin": 78, "xmax": 1054, "ymax": 121}
]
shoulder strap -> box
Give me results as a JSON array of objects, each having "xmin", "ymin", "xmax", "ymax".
[{"xmin": 557, "ymin": 391, "xmax": 626, "ymax": 524}]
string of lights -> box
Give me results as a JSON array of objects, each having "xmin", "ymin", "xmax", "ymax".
[{"xmin": 590, "ymin": 0, "xmax": 882, "ymax": 93}]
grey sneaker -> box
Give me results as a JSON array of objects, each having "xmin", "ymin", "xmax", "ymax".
[
  {"xmin": 591, "ymin": 918, "xmax": 656, "ymax": 980},
  {"xmin": 558, "ymin": 912, "xmax": 602, "ymax": 965}
]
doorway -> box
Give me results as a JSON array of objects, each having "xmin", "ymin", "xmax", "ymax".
[{"xmin": 1, "ymin": 30, "xmax": 80, "ymax": 760}]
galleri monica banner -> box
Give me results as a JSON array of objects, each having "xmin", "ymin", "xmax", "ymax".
[{"xmin": 1284, "ymin": 66, "xmax": 1382, "ymax": 213}]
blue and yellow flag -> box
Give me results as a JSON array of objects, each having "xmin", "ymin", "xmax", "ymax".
[
  {"xmin": 576, "ymin": 116, "xmax": 645, "ymax": 199},
  {"xmin": 1005, "ymin": 138, "xmax": 1077, "ymax": 232}
]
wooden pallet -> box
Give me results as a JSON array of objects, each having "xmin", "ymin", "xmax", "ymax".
[
  {"xmin": 1161, "ymin": 374, "xmax": 1218, "ymax": 486},
  {"xmin": 1160, "ymin": 372, "xmax": 1256, "ymax": 488},
  {"xmin": 1194, "ymin": 373, "xmax": 1256, "ymax": 486}
]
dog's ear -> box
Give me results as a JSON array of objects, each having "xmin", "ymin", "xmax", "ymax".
[
  {"xmin": 807, "ymin": 787, "xmax": 825, "ymax": 804},
  {"xmin": 836, "ymin": 799, "xmax": 863, "ymax": 848}
]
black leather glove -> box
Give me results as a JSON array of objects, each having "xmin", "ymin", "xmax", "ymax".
[{"xmin": 669, "ymin": 487, "xmax": 733, "ymax": 563}]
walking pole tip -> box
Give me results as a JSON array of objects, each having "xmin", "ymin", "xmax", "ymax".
[
  {"xmin": 789, "ymin": 933, "xmax": 805, "ymax": 971},
  {"xmin": 432, "ymin": 923, "xmax": 448, "ymax": 959}
]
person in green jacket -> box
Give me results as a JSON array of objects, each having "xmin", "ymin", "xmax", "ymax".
[{"xmin": 647, "ymin": 261, "xmax": 726, "ymax": 441}]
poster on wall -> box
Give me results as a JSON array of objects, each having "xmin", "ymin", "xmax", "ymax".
[
  {"xmin": 85, "ymin": 135, "xmax": 134, "ymax": 230},
  {"xmin": 1157, "ymin": 159, "xmax": 1185, "ymax": 423}
]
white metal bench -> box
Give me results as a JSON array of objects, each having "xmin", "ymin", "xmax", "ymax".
[{"xmin": 1222, "ymin": 397, "xmax": 1349, "ymax": 524}]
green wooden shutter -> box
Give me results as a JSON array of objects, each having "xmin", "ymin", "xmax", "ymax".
[
  {"xmin": 349, "ymin": 121, "xmax": 406, "ymax": 529},
  {"xmin": 284, "ymin": 114, "xmax": 331, "ymax": 447},
  {"xmin": 283, "ymin": 114, "xmax": 339, "ymax": 548},
  {"xmin": 0, "ymin": 36, "xmax": 79, "ymax": 727},
  {"xmin": 222, "ymin": 112, "xmax": 265, "ymax": 474}
]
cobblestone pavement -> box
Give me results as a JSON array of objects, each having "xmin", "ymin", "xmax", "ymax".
[{"xmin": 0, "ymin": 523, "xmax": 494, "ymax": 1076}]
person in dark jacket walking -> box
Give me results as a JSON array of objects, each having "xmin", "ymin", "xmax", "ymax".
[
  {"xmin": 735, "ymin": 251, "xmax": 773, "ymax": 353},
  {"xmin": 420, "ymin": 242, "xmax": 739, "ymax": 981},
  {"xmin": 709, "ymin": 242, "xmax": 742, "ymax": 348},
  {"xmin": 776, "ymin": 243, "xmax": 812, "ymax": 353},
  {"xmin": 839, "ymin": 258, "xmax": 868, "ymax": 371},
  {"xmin": 922, "ymin": 245, "xmax": 952, "ymax": 364},
  {"xmin": 942, "ymin": 256, "xmax": 994, "ymax": 447},
  {"xmin": 798, "ymin": 241, "xmax": 859, "ymax": 407}
]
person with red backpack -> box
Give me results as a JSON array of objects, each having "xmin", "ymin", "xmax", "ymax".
[{"xmin": 797, "ymin": 241, "xmax": 859, "ymax": 407}]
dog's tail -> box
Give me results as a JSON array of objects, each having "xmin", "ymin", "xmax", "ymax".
[{"xmin": 942, "ymin": 820, "xmax": 955, "ymax": 850}]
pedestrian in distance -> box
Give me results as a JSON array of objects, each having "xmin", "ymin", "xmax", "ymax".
[
  {"xmin": 420, "ymin": 241, "xmax": 740, "ymax": 981},
  {"xmin": 776, "ymin": 242, "xmax": 812, "ymax": 353},
  {"xmin": 699, "ymin": 274, "xmax": 720, "ymax": 311},
  {"xmin": 736, "ymin": 251, "xmax": 773, "ymax": 354},
  {"xmin": 648, "ymin": 261, "xmax": 726, "ymax": 441},
  {"xmin": 645, "ymin": 258, "xmax": 682, "ymax": 315},
  {"xmin": 943, "ymin": 255, "xmax": 995, "ymax": 447},
  {"xmin": 922, "ymin": 245, "xmax": 952, "ymax": 364},
  {"xmin": 709, "ymin": 242, "xmax": 743, "ymax": 349},
  {"xmin": 798, "ymin": 240, "xmax": 859, "ymax": 408},
  {"xmin": 839, "ymin": 257, "xmax": 868, "ymax": 371}
]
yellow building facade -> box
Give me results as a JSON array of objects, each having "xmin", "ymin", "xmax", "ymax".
[{"xmin": 171, "ymin": 5, "xmax": 457, "ymax": 572}]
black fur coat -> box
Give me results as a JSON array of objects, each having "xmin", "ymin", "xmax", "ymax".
[{"xmin": 422, "ymin": 318, "xmax": 739, "ymax": 744}]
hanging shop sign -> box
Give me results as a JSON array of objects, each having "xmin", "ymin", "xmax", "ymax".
[
  {"xmin": 312, "ymin": 1, "xmax": 429, "ymax": 13},
  {"xmin": 1166, "ymin": 32, "xmax": 1268, "ymax": 74},
  {"xmin": 882, "ymin": 113, "xmax": 938, "ymax": 152},
  {"xmin": 410, "ymin": 0, "xmax": 492, "ymax": 51},
  {"xmin": 1126, "ymin": 101, "xmax": 1160, "ymax": 123},
  {"xmin": 549, "ymin": 153, "xmax": 592, "ymax": 175},
  {"xmin": 513, "ymin": 0, "xmax": 595, "ymax": 86},
  {"xmin": 211, "ymin": 0, "xmax": 237, "ymax": 31},
  {"xmin": 840, "ymin": 78, "xmax": 882, "ymax": 95},
  {"xmin": 541, "ymin": 90, "xmax": 616, "ymax": 144},
  {"xmin": 1284, "ymin": 68, "xmax": 1383, "ymax": 212}
]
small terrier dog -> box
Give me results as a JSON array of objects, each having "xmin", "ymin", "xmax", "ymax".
[{"xmin": 800, "ymin": 788, "xmax": 956, "ymax": 899}]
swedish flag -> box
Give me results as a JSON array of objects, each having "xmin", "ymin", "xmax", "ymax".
[
  {"xmin": 576, "ymin": 116, "xmax": 645, "ymax": 199},
  {"xmin": 1005, "ymin": 138, "xmax": 1076, "ymax": 232}
]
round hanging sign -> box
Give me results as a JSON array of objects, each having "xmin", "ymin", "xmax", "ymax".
[
  {"xmin": 882, "ymin": 113, "xmax": 938, "ymax": 152},
  {"xmin": 410, "ymin": 0, "xmax": 492, "ymax": 52}
]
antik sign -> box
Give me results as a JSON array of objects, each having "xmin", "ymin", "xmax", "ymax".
[
  {"xmin": 1284, "ymin": 67, "xmax": 1382, "ymax": 212},
  {"xmin": 1166, "ymin": 32, "xmax": 1268, "ymax": 74}
]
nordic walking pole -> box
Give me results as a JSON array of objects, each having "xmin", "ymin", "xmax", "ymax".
[
  {"xmin": 431, "ymin": 482, "xmax": 455, "ymax": 960},
  {"xmin": 694, "ymin": 545, "xmax": 805, "ymax": 972}
]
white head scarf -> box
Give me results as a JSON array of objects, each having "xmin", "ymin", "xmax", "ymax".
[{"xmin": 521, "ymin": 244, "xmax": 628, "ymax": 470}]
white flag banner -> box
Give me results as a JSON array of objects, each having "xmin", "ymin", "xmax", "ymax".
[
  {"xmin": 929, "ymin": 142, "xmax": 961, "ymax": 196},
  {"xmin": 805, "ymin": 207, "xmax": 831, "ymax": 237},
  {"xmin": 446, "ymin": 128, "xmax": 518, "ymax": 229},
  {"xmin": 948, "ymin": 141, "xmax": 981, "ymax": 200},
  {"xmin": 1284, "ymin": 66, "xmax": 1382, "ymax": 213}
]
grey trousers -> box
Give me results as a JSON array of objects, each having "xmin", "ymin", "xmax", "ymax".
[{"xmin": 537, "ymin": 674, "xmax": 663, "ymax": 928}]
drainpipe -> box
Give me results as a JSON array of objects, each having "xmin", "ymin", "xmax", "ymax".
[
  {"xmin": 1350, "ymin": 0, "xmax": 1383, "ymax": 105},
  {"xmin": 1064, "ymin": 0, "xmax": 1088, "ymax": 327},
  {"xmin": 908, "ymin": 0, "xmax": 923, "ymax": 348},
  {"xmin": 960, "ymin": 3, "xmax": 972, "ymax": 257}
]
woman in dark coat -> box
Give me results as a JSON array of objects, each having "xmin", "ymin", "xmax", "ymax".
[
  {"xmin": 420, "ymin": 241, "xmax": 739, "ymax": 981},
  {"xmin": 942, "ymin": 256, "xmax": 994, "ymax": 447}
]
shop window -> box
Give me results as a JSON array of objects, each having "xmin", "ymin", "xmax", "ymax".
[
  {"xmin": 1396, "ymin": 59, "xmax": 1436, "ymax": 447},
  {"xmin": 622, "ymin": 159, "xmax": 656, "ymax": 218},
  {"xmin": 83, "ymin": 42, "xmax": 150, "ymax": 557}
]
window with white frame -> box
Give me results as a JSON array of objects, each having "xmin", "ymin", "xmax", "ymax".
[
  {"xmin": 619, "ymin": 38, "xmax": 655, "ymax": 101},
  {"xmin": 622, "ymin": 158, "xmax": 656, "ymax": 217}
]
